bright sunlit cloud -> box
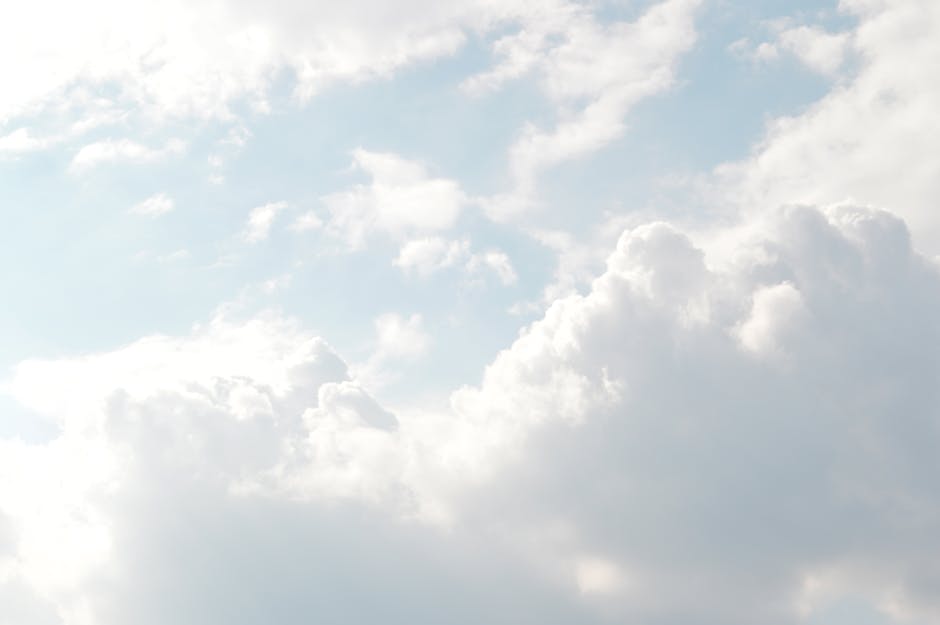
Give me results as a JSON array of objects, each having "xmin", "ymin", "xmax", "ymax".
[{"xmin": 3, "ymin": 2, "xmax": 940, "ymax": 625}]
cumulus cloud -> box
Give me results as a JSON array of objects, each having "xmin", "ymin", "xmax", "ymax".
[
  {"xmin": 3, "ymin": 3, "xmax": 938, "ymax": 625},
  {"xmin": 325, "ymin": 150, "xmax": 464, "ymax": 249},
  {"xmin": 508, "ymin": 214, "xmax": 638, "ymax": 316},
  {"xmin": 436, "ymin": 204, "xmax": 940, "ymax": 624},
  {"xmin": 243, "ymin": 201, "xmax": 287, "ymax": 243},
  {"xmin": 718, "ymin": 0, "xmax": 940, "ymax": 255},
  {"xmin": 4, "ymin": 205, "xmax": 940, "ymax": 624},
  {"xmin": 735, "ymin": 281, "xmax": 808, "ymax": 358}
]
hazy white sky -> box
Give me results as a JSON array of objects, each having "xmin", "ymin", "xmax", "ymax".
[{"xmin": 2, "ymin": 1, "xmax": 940, "ymax": 624}]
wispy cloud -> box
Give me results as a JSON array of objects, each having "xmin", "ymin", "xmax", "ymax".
[
  {"xmin": 129, "ymin": 193, "xmax": 175, "ymax": 217},
  {"xmin": 69, "ymin": 138, "xmax": 186, "ymax": 173}
]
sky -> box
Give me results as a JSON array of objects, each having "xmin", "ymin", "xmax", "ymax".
[{"xmin": 2, "ymin": 0, "xmax": 940, "ymax": 623}]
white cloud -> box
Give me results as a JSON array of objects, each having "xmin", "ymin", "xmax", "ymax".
[
  {"xmin": 467, "ymin": 0, "xmax": 702, "ymax": 218},
  {"xmin": 468, "ymin": 250, "xmax": 518, "ymax": 285},
  {"xmin": 261, "ymin": 273, "xmax": 293, "ymax": 294},
  {"xmin": 460, "ymin": 24, "xmax": 548, "ymax": 96},
  {"xmin": 735, "ymin": 281, "xmax": 808, "ymax": 358},
  {"xmin": 373, "ymin": 312, "xmax": 430, "ymax": 363},
  {"xmin": 289, "ymin": 211, "xmax": 323, "ymax": 232},
  {"xmin": 717, "ymin": 0, "xmax": 940, "ymax": 255},
  {"xmin": 0, "ymin": 128, "xmax": 53, "ymax": 155},
  {"xmin": 1, "ymin": 1, "xmax": 938, "ymax": 623},
  {"xmin": 7, "ymin": 204, "xmax": 940, "ymax": 625},
  {"xmin": 325, "ymin": 150, "xmax": 464, "ymax": 248},
  {"xmin": 353, "ymin": 312, "xmax": 431, "ymax": 389},
  {"xmin": 0, "ymin": 0, "xmax": 631, "ymax": 129},
  {"xmin": 509, "ymin": 213, "xmax": 638, "ymax": 316},
  {"xmin": 129, "ymin": 193, "xmax": 175, "ymax": 217},
  {"xmin": 395, "ymin": 237, "xmax": 470, "ymax": 277},
  {"xmin": 395, "ymin": 237, "xmax": 517, "ymax": 285},
  {"xmin": 0, "ymin": 0, "xmax": 453, "ymax": 122},
  {"xmin": 770, "ymin": 25, "xmax": 851, "ymax": 75},
  {"xmin": 69, "ymin": 138, "xmax": 186, "ymax": 173},
  {"xmin": 732, "ymin": 24, "xmax": 851, "ymax": 76},
  {"xmin": 243, "ymin": 201, "xmax": 287, "ymax": 243},
  {"xmin": 156, "ymin": 249, "xmax": 190, "ymax": 263},
  {"xmin": 433, "ymin": 205, "xmax": 940, "ymax": 623}
]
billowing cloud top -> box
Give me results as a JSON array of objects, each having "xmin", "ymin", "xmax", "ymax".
[{"xmin": 2, "ymin": 1, "xmax": 940, "ymax": 625}]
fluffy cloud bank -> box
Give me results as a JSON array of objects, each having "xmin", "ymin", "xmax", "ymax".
[
  {"xmin": 452, "ymin": 204, "xmax": 940, "ymax": 624},
  {"xmin": 720, "ymin": 0, "xmax": 940, "ymax": 256},
  {"xmin": 3, "ymin": 203, "xmax": 940, "ymax": 624}
]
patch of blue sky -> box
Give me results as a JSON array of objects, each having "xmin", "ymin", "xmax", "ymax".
[
  {"xmin": 231, "ymin": 38, "xmax": 552, "ymax": 195},
  {"xmin": 0, "ymin": 0, "xmax": 856, "ymax": 401},
  {"xmin": 222, "ymin": 209, "xmax": 553, "ymax": 402},
  {"xmin": 155, "ymin": 46, "xmax": 553, "ymax": 386},
  {"xmin": 0, "ymin": 137, "xmax": 225, "ymax": 366},
  {"xmin": 522, "ymin": 0, "xmax": 856, "ymax": 236}
]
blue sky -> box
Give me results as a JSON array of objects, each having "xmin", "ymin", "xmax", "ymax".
[{"xmin": 2, "ymin": 1, "xmax": 940, "ymax": 623}]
